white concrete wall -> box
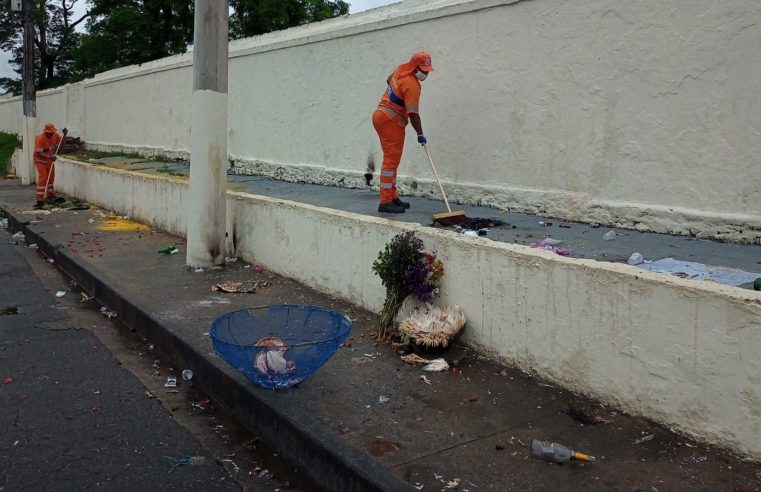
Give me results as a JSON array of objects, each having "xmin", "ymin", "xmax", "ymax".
[
  {"xmin": 1, "ymin": 0, "xmax": 760, "ymax": 242},
  {"xmin": 53, "ymin": 157, "xmax": 761, "ymax": 460}
]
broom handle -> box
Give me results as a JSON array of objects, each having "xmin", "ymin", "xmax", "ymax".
[
  {"xmin": 42, "ymin": 137, "xmax": 64, "ymax": 201},
  {"xmin": 422, "ymin": 145, "xmax": 453, "ymax": 213}
]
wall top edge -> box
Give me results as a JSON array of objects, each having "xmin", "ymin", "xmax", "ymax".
[{"xmin": 53, "ymin": 0, "xmax": 520, "ymax": 88}]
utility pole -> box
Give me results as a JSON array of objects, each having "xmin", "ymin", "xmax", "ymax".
[
  {"xmin": 20, "ymin": 0, "xmax": 36, "ymax": 185},
  {"xmin": 186, "ymin": 0, "xmax": 229, "ymax": 267}
]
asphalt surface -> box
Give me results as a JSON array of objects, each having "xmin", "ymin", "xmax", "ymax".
[{"xmin": 0, "ymin": 227, "xmax": 241, "ymax": 491}]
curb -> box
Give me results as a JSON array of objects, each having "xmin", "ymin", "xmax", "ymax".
[{"xmin": 1, "ymin": 203, "xmax": 412, "ymax": 492}]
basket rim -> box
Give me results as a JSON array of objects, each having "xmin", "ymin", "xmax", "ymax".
[{"xmin": 209, "ymin": 304, "xmax": 352, "ymax": 348}]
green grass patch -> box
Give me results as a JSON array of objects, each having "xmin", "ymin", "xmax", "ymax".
[{"xmin": 0, "ymin": 132, "xmax": 22, "ymax": 176}]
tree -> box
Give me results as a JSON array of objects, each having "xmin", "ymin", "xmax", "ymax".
[
  {"xmin": 229, "ymin": 0, "xmax": 349, "ymax": 39},
  {"xmin": 71, "ymin": 0, "xmax": 194, "ymax": 79},
  {"xmin": 0, "ymin": 0, "xmax": 90, "ymax": 93}
]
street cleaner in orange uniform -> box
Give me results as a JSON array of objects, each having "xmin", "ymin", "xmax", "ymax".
[
  {"xmin": 373, "ymin": 51, "xmax": 433, "ymax": 214},
  {"xmin": 33, "ymin": 122, "xmax": 67, "ymax": 209}
]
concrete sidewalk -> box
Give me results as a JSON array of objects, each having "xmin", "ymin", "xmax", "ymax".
[{"xmin": 1, "ymin": 179, "xmax": 759, "ymax": 491}]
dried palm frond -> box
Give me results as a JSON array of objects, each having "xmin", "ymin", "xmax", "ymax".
[{"xmin": 399, "ymin": 305, "xmax": 466, "ymax": 349}]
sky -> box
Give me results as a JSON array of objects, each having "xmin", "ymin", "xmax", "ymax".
[{"xmin": 0, "ymin": 0, "xmax": 397, "ymax": 80}]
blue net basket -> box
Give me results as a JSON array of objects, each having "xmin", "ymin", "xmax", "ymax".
[{"xmin": 210, "ymin": 305, "xmax": 352, "ymax": 389}]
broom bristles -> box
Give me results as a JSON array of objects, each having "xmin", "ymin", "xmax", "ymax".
[{"xmin": 432, "ymin": 210, "xmax": 468, "ymax": 226}]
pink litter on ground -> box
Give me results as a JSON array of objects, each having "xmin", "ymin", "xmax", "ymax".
[{"xmin": 529, "ymin": 242, "xmax": 572, "ymax": 256}]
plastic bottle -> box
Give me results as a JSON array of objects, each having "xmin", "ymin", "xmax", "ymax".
[
  {"xmin": 531, "ymin": 439, "xmax": 595, "ymax": 463},
  {"xmin": 627, "ymin": 252, "xmax": 644, "ymax": 265},
  {"xmin": 754, "ymin": 278, "xmax": 761, "ymax": 291},
  {"xmin": 602, "ymin": 230, "xmax": 616, "ymax": 241}
]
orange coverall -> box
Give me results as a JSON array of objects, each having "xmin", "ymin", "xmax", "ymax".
[
  {"xmin": 33, "ymin": 132, "xmax": 62, "ymax": 201},
  {"xmin": 372, "ymin": 63, "xmax": 423, "ymax": 204}
]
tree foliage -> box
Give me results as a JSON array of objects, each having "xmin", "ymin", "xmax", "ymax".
[
  {"xmin": 1, "ymin": 0, "xmax": 89, "ymax": 92},
  {"xmin": 230, "ymin": 0, "xmax": 349, "ymax": 39},
  {"xmin": 1, "ymin": 0, "xmax": 350, "ymax": 94},
  {"xmin": 71, "ymin": 0, "xmax": 193, "ymax": 79}
]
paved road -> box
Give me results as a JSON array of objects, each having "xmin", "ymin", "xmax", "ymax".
[{"xmin": 0, "ymin": 228, "xmax": 241, "ymax": 491}]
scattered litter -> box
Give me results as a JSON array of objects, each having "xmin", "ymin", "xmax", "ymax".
[
  {"xmin": 590, "ymin": 223, "xmax": 600, "ymax": 228},
  {"xmin": 28, "ymin": 243, "xmax": 38, "ymax": 250},
  {"xmin": 378, "ymin": 395, "xmax": 390, "ymax": 404},
  {"xmin": 211, "ymin": 280, "xmax": 268, "ymax": 294},
  {"xmin": 0, "ymin": 218, "xmax": 7, "ymax": 228},
  {"xmin": 181, "ymin": 369, "xmax": 193, "ymax": 381},
  {"xmin": 3, "ymin": 377, "xmax": 13, "ymax": 384},
  {"xmin": 464, "ymin": 230, "xmax": 478, "ymax": 237},
  {"xmin": 88, "ymin": 219, "xmax": 95, "ymax": 224},
  {"xmin": 165, "ymin": 455, "xmax": 204, "ymax": 473},
  {"xmin": 567, "ymin": 405, "xmax": 598, "ymax": 425},
  {"xmin": 539, "ymin": 221, "xmax": 553, "ymax": 227},
  {"xmin": 401, "ymin": 353, "xmax": 430, "ymax": 365},
  {"xmin": 47, "ymin": 258, "xmax": 54, "ymax": 264},
  {"xmin": 224, "ymin": 256, "xmax": 238, "ymax": 263},
  {"xmin": 158, "ymin": 246, "xmax": 179, "ymax": 255},
  {"xmin": 531, "ymin": 439, "xmax": 595, "ymax": 463},
  {"xmin": 529, "ymin": 242, "xmax": 572, "ymax": 256},
  {"xmin": 423, "ymin": 358, "xmax": 449, "ymax": 372},
  {"xmin": 399, "ymin": 305, "xmax": 466, "ymax": 351},
  {"xmin": 420, "ymin": 375, "xmax": 432, "ymax": 385},
  {"xmin": 638, "ymin": 258, "xmax": 761, "ymax": 287},
  {"xmin": 12, "ymin": 231, "xmax": 25, "ymax": 240},
  {"xmin": 97, "ymin": 217, "xmax": 150, "ymax": 232},
  {"xmin": 164, "ymin": 377, "xmax": 177, "ymax": 388},
  {"xmin": 755, "ymin": 278, "xmax": 761, "ymax": 291},
  {"xmin": 496, "ymin": 443, "xmax": 506, "ymax": 451},
  {"xmin": 55, "ymin": 291, "xmax": 67, "ymax": 298},
  {"xmin": 628, "ymin": 252, "xmax": 644, "ymax": 266},
  {"xmin": 80, "ymin": 293, "xmax": 94, "ymax": 302},
  {"xmin": 144, "ymin": 389, "xmax": 157, "ymax": 399},
  {"xmin": 443, "ymin": 478, "xmax": 461, "ymax": 490},
  {"xmin": 468, "ymin": 394, "xmax": 479, "ymax": 402},
  {"xmin": 603, "ymin": 230, "xmax": 616, "ymax": 241},
  {"xmin": 100, "ymin": 307, "xmax": 118, "ymax": 319},
  {"xmin": 459, "ymin": 218, "xmax": 504, "ymax": 229},
  {"xmin": 194, "ymin": 268, "xmax": 204, "ymax": 273},
  {"xmin": 634, "ymin": 434, "xmax": 655, "ymax": 444},
  {"xmin": 253, "ymin": 264, "xmax": 264, "ymax": 273},
  {"xmin": 541, "ymin": 237, "xmax": 563, "ymax": 246},
  {"xmin": 477, "ymin": 228, "xmax": 489, "ymax": 236}
]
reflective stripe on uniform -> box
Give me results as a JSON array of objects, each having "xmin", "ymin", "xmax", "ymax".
[
  {"xmin": 380, "ymin": 170, "xmax": 395, "ymax": 177},
  {"xmin": 405, "ymin": 105, "xmax": 418, "ymax": 112},
  {"xmin": 379, "ymin": 182, "xmax": 393, "ymax": 189}
]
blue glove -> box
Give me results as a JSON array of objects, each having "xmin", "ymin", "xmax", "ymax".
[{"xmin": 417, "ymin": 134, "xmax": 427, "ymax": 145}]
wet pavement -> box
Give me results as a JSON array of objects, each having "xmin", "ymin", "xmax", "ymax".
[{"xmin": 2, "ymin": 178, "xmax": 760, "ymax": 491}]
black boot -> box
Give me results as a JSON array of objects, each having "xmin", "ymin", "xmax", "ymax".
[
  {"xmin": 33, "ymin": 201, "xmax": 44, "ymax": 210},
  {"xmin": 378, "ymin": 202, "xmax": 406, "ymax": 214},
  {"xmin": 393, "ymin": 198, "xmax": 411, "ymax": 209}
]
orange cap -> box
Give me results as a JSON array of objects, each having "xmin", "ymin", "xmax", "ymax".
[
  {"xmin": 43, "ymin": 122, "xmax": 57, "ymax": 133},
  {"xmin": 410, "ymin": 51, "xmax": 434, "ymax": 72}
]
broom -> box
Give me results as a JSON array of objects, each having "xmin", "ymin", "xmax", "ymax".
[{"xmin": 422, "ymin": 144, "xmax": 468, "ymax": 226}]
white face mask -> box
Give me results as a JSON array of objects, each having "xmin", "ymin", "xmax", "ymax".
[{"xmin": 416, "ymin": 70, "xmax": 428, "ymax": 81}]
